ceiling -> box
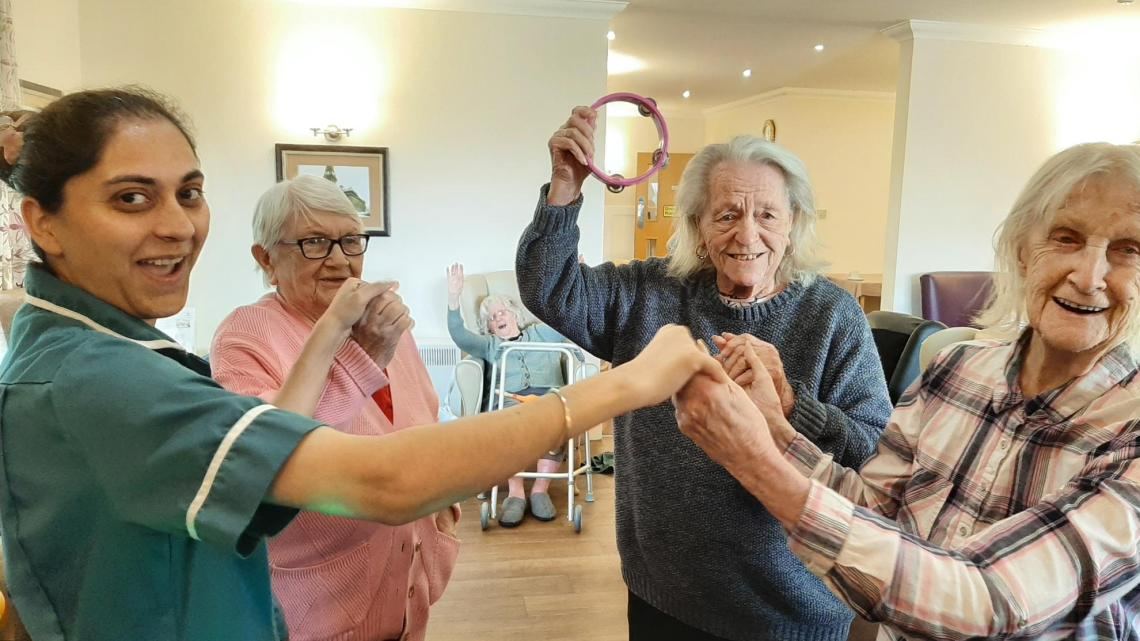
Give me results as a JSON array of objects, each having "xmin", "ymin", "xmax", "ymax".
[{"xmin": 606, "ymin": 0, "xmax": 1140, "ymax": 112}]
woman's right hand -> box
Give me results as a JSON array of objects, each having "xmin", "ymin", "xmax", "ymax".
[
  {"xmin": 319, "ymin": 278, "xmax": 395, "ymax": 336},
  {"xmin": 621, "ymin": 325, "xmax": 729, "ymax": 407},
  {"xmin": 713, "ymin": 333, "xmax": 795, "ymax": 418},
  {"xmin": 547, "ymin": 106, "xmax": 597, "ymax": 206},
  {"xmin": 447, "ymin": 263, "xmax": 465, "ymax": 309}
]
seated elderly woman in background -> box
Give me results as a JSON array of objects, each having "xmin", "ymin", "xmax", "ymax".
[
  {"xmin": 676, "ymin": 142, "xmax": 1140, "ymax": 640},
  {"xmin": 516, "ymin": 107, "xmax": 892, "ymax": 641},
  {"xmin": 445, "ymin": 262, "xmax": 571, "ymax": 526},
  {"xmin": 211, "ymin": 175, "xmax": 458, "ymax": 641}
]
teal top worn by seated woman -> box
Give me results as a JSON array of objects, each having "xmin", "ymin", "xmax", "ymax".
[{"xmin": 446, "ymin": 307, "xmax": 568, "ymax": 393}]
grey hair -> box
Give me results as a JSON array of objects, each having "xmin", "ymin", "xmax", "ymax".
[
  {"xmin": 252, "ymin": 174, "xmax": 362, "ymax": 285},
  {"xmin": 667, "ymin": 135, "xmax": 826, "ymax": 285},
  {"xmin": 478, "ymin": 294, "xmax": 525, "ymax": 334},
  {"xmin": 977, "ymin": 142, "xmax": 1140, "ymax": 343}
]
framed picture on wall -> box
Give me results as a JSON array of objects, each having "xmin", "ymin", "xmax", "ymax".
[{"xmin": 275, "ymin": 144, "xmax": 390, "ymax": 236}]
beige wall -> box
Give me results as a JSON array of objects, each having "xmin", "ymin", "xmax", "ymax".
[
  {"xmin": 883, "ymin": 24, "xmax": 1140, "ymax": 315},
  {"xmin": 77, "ymin": 0, "xmax": 612, "ymax": 350},
  {"xmin": 601, "ymin": 111, "xmax": 705, "ymax": 261},
  {"xmin": 13, "ymin": 0, "xmax": 81, "ymax": 91},
  {"xmin": 705, "ymin": 90, "xmax": 896, "ymax": 276},
  {"xmin": 885, "ymin": 38, "xmax": 1060, "ymax": 313}
]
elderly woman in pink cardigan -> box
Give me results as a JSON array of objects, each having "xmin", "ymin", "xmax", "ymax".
[{"xmin": 211, "ymin": 174, "xmax": 458, "ymax": 641}]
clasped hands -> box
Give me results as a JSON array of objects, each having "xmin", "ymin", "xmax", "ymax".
[
  {"xmin": 674, "ymin": 333, "xmax": 801, "ymax": 493},
  {"xmin": 325, "ymin": 277, "xmax": 414, "ymax": 369}
]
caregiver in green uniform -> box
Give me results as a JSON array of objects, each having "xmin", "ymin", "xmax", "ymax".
[{"xmin": 0, "ymin": 88, "xmax": 721, "ymax": 641}]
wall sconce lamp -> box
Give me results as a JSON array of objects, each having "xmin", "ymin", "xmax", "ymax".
[{"xmin": 311, "ymin": 124, "xmax": 353, "ymax": 142}]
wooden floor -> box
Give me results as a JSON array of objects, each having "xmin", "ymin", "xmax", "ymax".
[
  {"xmin": 427, "ymin": 448, "xmax": 877, "ymax": 641},
  {"xmin": 427, "ymin": 460, "xmax": 627, "ymax": 641}
]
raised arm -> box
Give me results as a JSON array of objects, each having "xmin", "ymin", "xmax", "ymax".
[
  {"xmin": 444, "ymin": 263, "xmax": 497, "ymax": 360},
  {"xmin": 515, "ymin": 107, "xmax": 643, "ymax": 360}
]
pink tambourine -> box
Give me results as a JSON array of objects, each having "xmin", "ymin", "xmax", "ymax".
[{"xmin": 587, "ymin": 92, "xmax": 670, "ymax": 193}]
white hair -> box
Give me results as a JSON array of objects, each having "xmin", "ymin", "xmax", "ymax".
[
  {"xmin": 478, "ymin": 294, "xmax": 525, "ymax": 334},
  {"xmin": 667, "ymin": 135, "xmax": 826, "ymax": 286},
  {"xmin": 977, "ymin": 142, "xmax": 1140, "ymax": 345},
  {"xmin": 251, "ymin": 174, "xmax": 362, "ymax": 285}
]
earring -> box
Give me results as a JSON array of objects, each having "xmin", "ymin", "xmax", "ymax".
[{"xmin": 696, "ymin": 246, "xmax": 708, "ymax": 260}]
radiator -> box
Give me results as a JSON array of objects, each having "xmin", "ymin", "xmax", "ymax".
[
  {"xmin": 416, "ymin": 342, "xmax": 461, "ymax": 414},
  {"xmin": 417, "ymin": 342, "xmax": 461, "ymax": 368}
]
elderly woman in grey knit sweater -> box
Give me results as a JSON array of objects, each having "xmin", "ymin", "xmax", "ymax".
[{"xmin": 515, "ymin": 107, "xmax": 892, "ymax": 641}]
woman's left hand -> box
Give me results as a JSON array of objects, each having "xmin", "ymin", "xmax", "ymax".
[
  {"xmin": 353, "ymin": 284, "xmax": 414, "ymax": 368},
  {"xmin": 713, "ymin": 333, "xmax": 795, "ymax": 417}
]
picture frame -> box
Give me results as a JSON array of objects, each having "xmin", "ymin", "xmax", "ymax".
[{"xmin": 275, "ymin": 144, "xmax": 390, "ymax": 236}]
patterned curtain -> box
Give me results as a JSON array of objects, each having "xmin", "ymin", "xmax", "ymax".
[
  {"xmin": 0, "ymin": 0, "xmax": 31, "ymax": 290},
  {"xmin": 0, "ymin": 0, "xmax": 14, "ymax": 106}
]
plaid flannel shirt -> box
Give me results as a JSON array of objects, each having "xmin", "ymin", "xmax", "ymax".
[{"xmin": 784, "ymin": 335, "xmax": 1140, "ymax": 640}]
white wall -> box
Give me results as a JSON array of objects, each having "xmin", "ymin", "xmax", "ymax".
[
  {"xmin": 601, "ymin": 111, "xmax": 705, "ymax": 261},
  {"xmin": 704, "ymin": 89, "xmax": 896, "ymax": 276},
  {"xmin": 77, "ymin": 0, "xmax": 612, "ymax": 350},
  {"xmin": 12, "ymin": 0, "xmax": 81, "ymax": 91},
  {"xmin": 882, "ymin": 25, "xmax": 1140, "ymax": 314}
]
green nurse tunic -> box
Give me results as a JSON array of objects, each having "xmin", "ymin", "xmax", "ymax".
[{"xmin": 0, "ymin": 265, "xmax": 324, "ymax": 640}]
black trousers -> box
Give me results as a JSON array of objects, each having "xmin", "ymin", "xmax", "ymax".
[{"xmin": 627, "ymin": 591, "xmax": 733, "ymax": 641}]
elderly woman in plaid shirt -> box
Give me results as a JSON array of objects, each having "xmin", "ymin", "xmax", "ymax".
[{"xmin": 676, "ymin": 141, "xmax": 1140, "ymax": 640}]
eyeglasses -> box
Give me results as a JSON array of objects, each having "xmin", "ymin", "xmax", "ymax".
[{"xmin": 281, "ymin": 234, "xmax": 370, "ymax": 260}]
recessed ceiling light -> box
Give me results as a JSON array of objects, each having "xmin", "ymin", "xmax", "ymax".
[
  {"xmin": 607, "ymin": 30, "xmax": 616, "ymax": 41},
  {"xmin": 742, "ymin": 68, "xmax": 752, "ymax": 78},
  {"xmin": 814, "ymin": 44, "xmax": 825, "ymax": 51},
  {"xmin": 682, "ymin": 90, "xmax": 691, "ymax": 99}
]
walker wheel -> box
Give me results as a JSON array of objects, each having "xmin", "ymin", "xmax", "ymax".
[
  {"xmin": 480, "ymin": 501, "xmax": 491, "ymax": 531},
  {"xmin": 573, "ymin": 504, "xmax": 583, "ymax": 533}
]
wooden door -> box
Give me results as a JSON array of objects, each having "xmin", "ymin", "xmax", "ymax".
[{"xmin": 633, "ymin": 152, "xmax": 692, "ymax": 260}]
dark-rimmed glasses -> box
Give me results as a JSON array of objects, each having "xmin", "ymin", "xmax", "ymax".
[{"xmin": 280, "ymin": 234, "xmax": 370, "ymax": 260}]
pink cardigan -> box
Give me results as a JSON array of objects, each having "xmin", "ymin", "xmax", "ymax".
[{"xmin": 211, "ymin": 294, "xmax": 460, "ymax": 641}]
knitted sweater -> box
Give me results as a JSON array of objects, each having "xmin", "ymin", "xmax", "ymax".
[
  {"xmin": 446, "ymin": 308, "xmax": 568, "ymax": 392},
  {"xmin": 211, "ymin": 294, "xmax": 460, "ymax": 641},
  {"xmin": 516, "ymin": 187, "xmax": 892, "ymax": 641}
]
